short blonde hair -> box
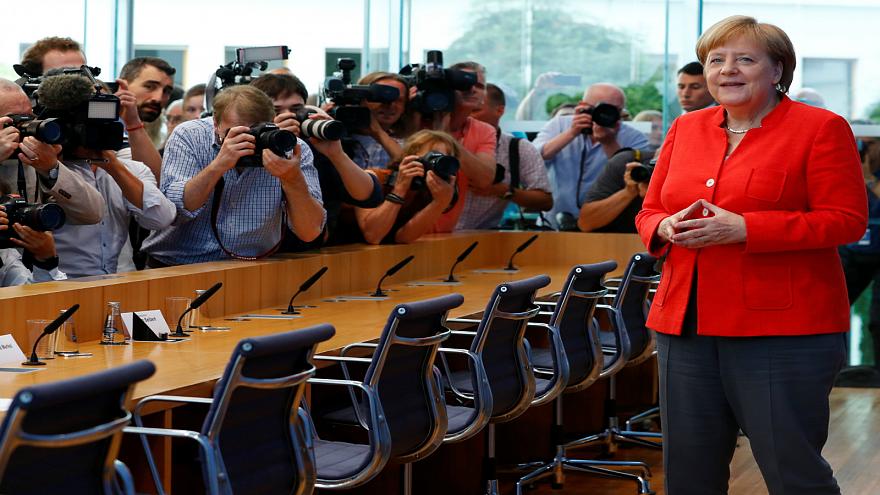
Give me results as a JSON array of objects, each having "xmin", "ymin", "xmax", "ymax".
[
  {"xmin": 696, "ymin": 15, "xmax": 795, "ymax": 93},
  {"xmin": 400, "ymin": 130, "xmax": 461, "ymax": 161},
  {"xmin": 213, "ymin": 85, "xmax": 275, "ymax": 125}
]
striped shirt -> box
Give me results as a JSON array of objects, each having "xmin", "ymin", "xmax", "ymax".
[{"xmin": 141, "ymin": 118, "xmax": 324, "ymax": 265}]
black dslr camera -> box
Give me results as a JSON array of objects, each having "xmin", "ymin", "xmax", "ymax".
[
  {"xmin": 2, "ymin": 114, "xmax": 63, "ymax": 144},
  {"xmin": 577, "ymin": 102, "xmax": 621, "ymax": 135},
  {"xmin": 205, "ymin": 46, "xmax": 291, "ymax": 116},
  {"xmin": 410, "ymin": 151, "xmax": 460, "ymax": 190},
  {"xmin": 630, "ymin": 158, "xmax": 656, "ymax": 183},
  {"xmin": 400, "ymin": 50, "xmax": 477, "ymax": 115},
  {"xmin": 323, "ymin": 58, "xmax": 400, "ymax": 132},
  {"xmin": 236, "ymin": 123, "xmax": 297, "ymax": 168},
  {"xmin": 0, "ymin": 194, "xmax": 66, "ymax": 248}
]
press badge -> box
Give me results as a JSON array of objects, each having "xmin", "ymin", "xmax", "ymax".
[{"xmin": 858, "ymin": 228, "xmax": 871, "ymax": 246}]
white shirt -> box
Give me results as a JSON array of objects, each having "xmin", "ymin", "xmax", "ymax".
[
  {"xmin": 53, "ymin": 158, "xmax": 175, "ymax": 278},
  {"xmin": 0, "ymin": 249, "xmax": 66, "ymax": 286}
]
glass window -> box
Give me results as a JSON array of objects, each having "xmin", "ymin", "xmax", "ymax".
[
  {"xmin": 136, "ymin": 46, "xmax": 187, "ymax": 86},
  {"xmin": 802, "ymin": 58, "xmax": 853, "ymax": 118},
  {"xmin": 2, "ymin": 1, "xmax": 86, "ymax": 80}
]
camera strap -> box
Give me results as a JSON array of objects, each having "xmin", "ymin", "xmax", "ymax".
[
  {"xmin": 508, "ymin": 137, "xmax": 521, "ymax": 190},
  {"xmin": 209, "ymin": 177, "xmax": 285, "ymax": 261},
  {"xmin": 16, "ymin": 159, "xmax": 27, "ymax": 201}
]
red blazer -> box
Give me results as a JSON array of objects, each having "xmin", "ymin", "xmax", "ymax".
[{"xmin": 636, "ymin": 96, "xmax": 868, "ymax": 337}]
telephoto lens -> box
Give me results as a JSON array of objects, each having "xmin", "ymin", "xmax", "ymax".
[
  {"xmin": 6, "ymin": 115, "xmax": 63, "ymax": 144},
  {"xmin": 630, "ymin": 164, "xmax": 654, "ymax": 183},
  {"xmin": 296, "ymin": 109, "xmax": 345, "ymax": 141}
]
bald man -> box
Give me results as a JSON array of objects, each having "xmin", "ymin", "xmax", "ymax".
[{"xmin": 533, "ymin": 82, "xmax": 648, "ymax": 229}]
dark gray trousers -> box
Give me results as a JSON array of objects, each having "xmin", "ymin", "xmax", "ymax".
[{"xmin": 656, "ymin": 329, "xmax": 846, "ymax": 495}]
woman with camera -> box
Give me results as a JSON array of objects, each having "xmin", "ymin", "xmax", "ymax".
[
  {"xmin": 636, "ymin": 16, "xmax": 867, "ymax": 494},
  {"xmin": 354, "ymin": 130, "xmax": 457, "ymax": 244}
]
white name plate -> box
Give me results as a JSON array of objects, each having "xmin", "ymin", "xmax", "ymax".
[
  {"xmin": 122, "ymin": 310, "xmax": 171, "ymax": 340},
  {"xmin": 0, "ymin": 334, "xmax": 27, "ymax": 364}
]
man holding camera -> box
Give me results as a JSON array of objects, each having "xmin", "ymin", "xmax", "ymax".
[
  {"xmin": 20, "ymin": 37, "xmax": 87, "ymax": 76},
  {"xmin": 250, "ymin": 73, "xmax": 381, "ymax": 247},
  {"xmin": 578, "ymin": 148, "xmax": 654, "ymax": 233},
  {"xmin": 458, "ymin": 83, "xmax": 552, "ymax": 229},
  {"xmin": 533, "ymin": 82, "xmax": 648, "ymax": 230},
  {"xmin": 0, "ymin": 79, "xmax": 105, "ymax": 225},
  {"xmin": 141, "ymin": 85, "xmax": 325, "ymax": 266},
  {"xmin": 0, "ymin": 184, "xmax": 66, "ymax": 286}
]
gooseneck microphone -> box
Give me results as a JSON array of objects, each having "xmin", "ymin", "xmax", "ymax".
[
  {"xmin": 446, "ymin": 241, "xmax": 479, "ymax": 283},
  {"xmin": 23, "ymin": 304, "xmax": 79, "ymax": 366},
  {"xmin": 173, "ymin": 282, "xmax": 223, "ymax": 337},
  {"xmin": 505, "ymin": 235, "xmax": 538, "ymax": 271},
  {"xmin": 282, "ymin": 266, "xmax": 329, "ymax": 314},
  {"xmin": 372, "ymin": 255, "xmax": 415, "ymax": 297}
]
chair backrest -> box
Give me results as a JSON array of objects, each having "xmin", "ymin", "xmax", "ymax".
[
  {"xmin": 548, "ymin": 261, "xmax": 617, "ymax": 392},
  {"xmin": 364, "ymin": 294, "xmax": 462, "ymax": 463},
  {"xmin": 203, "ymin": 324, "xmax": 335, "ymax": 495},
  {"xmin": 611, "ymin": 252, "xmax": 659, "ymax": 365},
  {"xmin": 0, "ymin": 360, "xmax": 156, "ymax": 494},
  {"xmin": 471, "ymin": 275, "xmax": 550, "ymax": 423}
]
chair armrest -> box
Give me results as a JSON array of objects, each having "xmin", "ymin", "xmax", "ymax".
[
  {"xmin": 340, "ymin": 342, "xmax": 379, "ymax": 358},
  {"xmin": 594, "ymin": 304, "xmax": 629, "ymax": 379},
  {"xmin": 525, "ymin": 322, "xmax": 570, "ymax": 406},
  {"xmin": 447, "ymin": 317, "xmax": 482, "ymax": 325},
  {"xmin": 133, "ymin": 395, "xmax": 213, "ymax": 422},
  {"xmin": 309, "ymin": 379, "xmax": 393, "ymax": 490},
  {"xmin": 535, "ymin": 301, "xmax": 558, "ymax": 307},
  {"xmin": 450, "ymin": 330, "xmax": 477, "ymax": 337},
  {"xmin": 313, "ymin": 356, "xmax": 373, "ymax": 364},
  {"xmin": 124, "ymin": 426, "xmax": 222, "ymax": 495},
  {"xmin": 436, "ymin": 348, "xmax": 494, "ymax": 444},
  {"xmin": 113, "ymin": 460, "xmax": 136, "ymax": 495},
  {"xmin": 437, "ymin": 347, "xmax": 477, "ymax": 400}
]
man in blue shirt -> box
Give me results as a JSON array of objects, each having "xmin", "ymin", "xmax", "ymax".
[
  {"xmin": 142, "ymin": 85, "xmax": 325, "ymax": 266},
  {"xmin": 533, "ymin": 83, "xmax": 648, "ymax": 229}
]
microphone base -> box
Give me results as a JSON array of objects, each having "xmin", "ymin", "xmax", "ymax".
[
  {"xmin": 445, "ymin": 276, "xmax": 459, "ymax": 283},
  {"xmin": 281, "ymin": 309, "xmax": 301, "ymax": 315},
  {"xmin": 370, "ymin": 290, "xmax": 388, "ymax": 297},
  {"xmin": 504, "ymin": 265, "xmax": 518, "ymax": 271},
  {"xmin": 21, "ymin": 360, "xmax": 46, "ymax": 366}
]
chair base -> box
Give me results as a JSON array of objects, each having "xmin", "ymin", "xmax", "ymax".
[
  {"xmin": 568, "ymin": 426, "xmax": 662, "ymax": 454},
  {"xmin": 515, "ymin": 449, "xmax": 653, "ymax": 495},
  {"xmin": 624, "ymin": 406, "xmax": 660, "ymax": 432}
]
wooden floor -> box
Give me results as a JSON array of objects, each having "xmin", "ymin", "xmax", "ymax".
[{"xmin": 502, "ymin": 387, "xmax": 880, "ymax": 494}]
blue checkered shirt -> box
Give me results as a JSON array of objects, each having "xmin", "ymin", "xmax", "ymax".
[{"xmin": 142, "ymin": 118, "xmax": 324, "ymax": 265}]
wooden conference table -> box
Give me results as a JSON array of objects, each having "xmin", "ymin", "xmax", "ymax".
[{"xmin": 0, "ymin": 231, "xmax": 651, "ymax": 493}]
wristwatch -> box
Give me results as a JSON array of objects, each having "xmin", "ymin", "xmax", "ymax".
[
  {"xmin": 501, "ymin": 190, "xmax": 514, "ymax": 200},
  {"xmin": 47, "ymin": 164, "xmax": 60, "ymax": 181}
]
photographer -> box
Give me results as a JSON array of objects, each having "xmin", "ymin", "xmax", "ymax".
[
  {"xmin": 578, "ymin": 148, "xmax": 654, "ymax": 233},
  {"xmin": 141, "ymin": 85, "xmax": 325, "ymax": 266},
  {"xmin": 349, "ymin": 72, "xmax": 409, "ymax": 169},
  {"xmin": 0, "ymin": 79, "xmax": 105, "ymax": 225},
  {"xmin": 20, "ymin": 37, "xmax": 86, "ymax": 75},
  {"xmin": 416, "ymin": 61, "xmax": 496, "ymax": 232},
  {"xmin": 250, "ymin": 73, "xmax": 382, "ymax": 247},
  {"xmin": 115, "ymin": 57, "xmax": 177, "ymax": 179},
  {"xmin": 0, "ymin": 183, "xmax": 66, "ymax": 286},
  {"xmin": 355, "ymin": 130, "xmax": 457, "ymax": 244},
  {"xmin": 533, "ymin": 82, "xmax": 648, "ymax": 229},
  {"xmin": 458, "ymin": 83, "xmax": 552, "ymax": 229}
]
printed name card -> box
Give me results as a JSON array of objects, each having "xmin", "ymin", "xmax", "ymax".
[
  {"xmin": 0, "ymin": 335, "xmax": 27, "ymax": 364},
  {"xmin": 122, "ymin": 311, "xmax": 171, "ymax": 341}
]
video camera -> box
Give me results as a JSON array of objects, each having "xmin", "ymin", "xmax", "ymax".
[
  {"xmin": 322, "ymin": 58, "xmax": 400, "ymax": 132},
  {"xmin": 0, "ymin": 194, "xmax": 65, "ymax": 248},
  {"xmin": 17, "ymin": 65, "xmax": 124, "ymax": 151},
  {"xmin": 205, "ymin": 46, "xmax": 291, "ymax": 116},
  {"xmin": 236, "ymin": 123, "xmax": 297, "ymax": 168},
  {"xmin": 577, "ymin": 102, "xmax": 621, "ymax": 135},
  {"xmin": 399, "ymin": 50, "xmax": 477, "ymax": 115}
]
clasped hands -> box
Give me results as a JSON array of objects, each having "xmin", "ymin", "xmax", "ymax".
[{"xmin": 657, "ymin": 199, "xmax": 746, "ymax": 248}]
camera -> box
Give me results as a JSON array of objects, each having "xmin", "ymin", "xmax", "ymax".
[
  {"xmin": 3, "ymin": 114, "xmax": 63, "ymax": 144},
  {"xmin": 28, "ymin": 66, "xmax": 125, "ymax": 151},
  {"xmin": 295, "ymin": 108, "xmax": 345, "ymax": 141},
  {"xmin": 0, "ymin": 194, "xmax": 66, "ymax": 248},
  {"xmin": 205, "ymin": 46, "xmax": 291, "ymax": 116},
  {"xmin": 410, "ymin": 151, "xmax": 460, "ymax": 190},
  {"xmin": 236, "ymin": 122, "xmax": 297, "ymax": 168},
  {"xmin": 323, "ymin": 58, "xmax": 400, "ymax": 132},
  {"xmin": 630, "ymin": 161, "xmax": 655, "ymax": 183},
  {"xmin": 577, "ymin": 102, "xmax": 621, "ymax": 135},
  {"xmin": 400, "ymin": 50, "xmax": 477, "ymax": 115}
]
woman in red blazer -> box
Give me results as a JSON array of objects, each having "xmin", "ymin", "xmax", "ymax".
[{"xmin": 635, "ymin": 16, "xmax": 867, "ymax": 495}]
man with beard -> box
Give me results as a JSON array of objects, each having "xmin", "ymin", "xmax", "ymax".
[{"xmin": 116, "ymin": 57, "xmax": 176, "ymax": 179}]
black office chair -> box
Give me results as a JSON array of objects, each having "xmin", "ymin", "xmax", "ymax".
[
  {"xmin": 0, "ymin": 360, "xmax": 156, "ymax": 495},
  {"xmin": 440, "ymin": 274, "xmax": 553, "ymax": 495},
  {"xmin": 309, "ymin": 294, "xmax": 462, "ymax": 494},
  {"xmin": 516, "ymin": 261, "xmax": 652, "ymax": 494},
  {"xmin": 127, "ymin": 324, "xmax": 335, "ymax": 495},
  {"xmin": 564, "ymin": 253, "xmax": 662, "ymax": 461}
]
